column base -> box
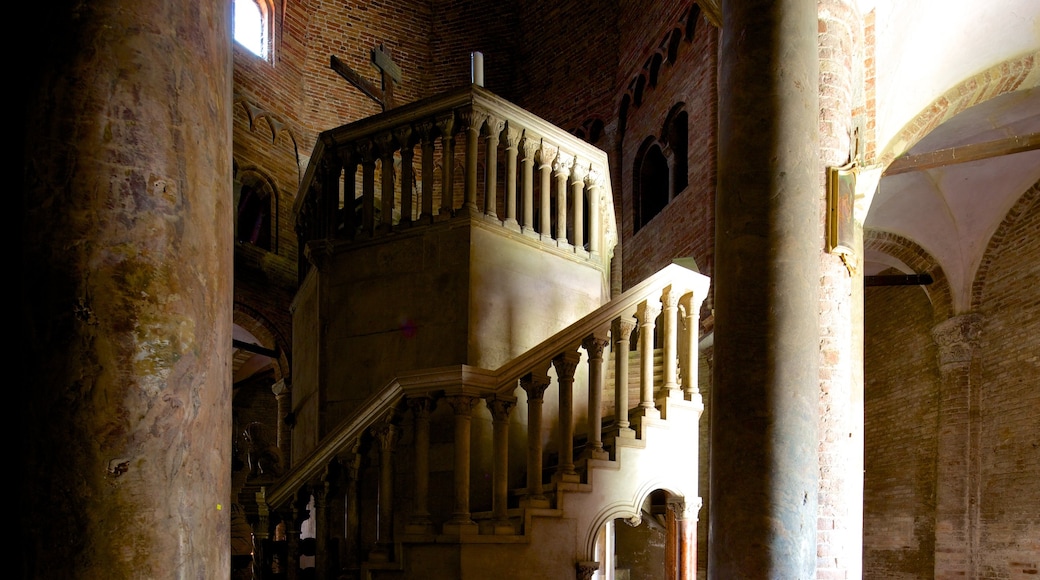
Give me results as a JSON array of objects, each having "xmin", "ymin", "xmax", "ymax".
[{"xmin": 442, "ymin": 519, "xmax": 479, "ymax": 535}]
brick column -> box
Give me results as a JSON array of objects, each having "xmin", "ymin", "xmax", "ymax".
[
  {"xmin": 19, "ymin": 1, "xmax": 231, "ymax": 576},
  {"xmin": 709, "ymin": 0, "xmax": 821, "ymax": 576},
  {"xmin": 931, "ymin": 313, "xmax": 982, "ymax": 579}
]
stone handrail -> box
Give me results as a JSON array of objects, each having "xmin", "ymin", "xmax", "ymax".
[{"xmin": 293, "ymin": 84, "xmax": 618, "ymax": 276}]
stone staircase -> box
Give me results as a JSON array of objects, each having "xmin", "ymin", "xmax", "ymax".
[{"xmin": 249, "ymin": 263, "xmax": 709, "ymax": 580}]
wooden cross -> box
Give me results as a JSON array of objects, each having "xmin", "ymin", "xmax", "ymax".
[{"xmin": 330, "ymin": 43, "xmax": 402, "ymax": 112}]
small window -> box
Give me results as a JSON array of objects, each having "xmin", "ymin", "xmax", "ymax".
[
  {"xmin": 233, "ymin": 0, "xmax": 267, "ymax": 59},
  {"xmin": 237, "ymin": 183, "xmax": 272, "ymax": 249},
  {"xmin": 634, "ymin": 138, "xmax": 669, "ymax": 233}
]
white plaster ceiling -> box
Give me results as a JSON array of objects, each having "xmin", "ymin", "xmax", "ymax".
[{"xmin": 864, "ymin": 86, "xmax": 1040, "ymax": 311}]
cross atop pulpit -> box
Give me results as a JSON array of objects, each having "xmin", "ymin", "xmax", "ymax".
[{"xmin": 330, "ymin": 43, "xmax": 402, "ymax": 111}]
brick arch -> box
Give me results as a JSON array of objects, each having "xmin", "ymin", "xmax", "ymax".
[
  {"xmin": 971, "ymin": 180, "xmax": 1040, "ymax": 311},
  {"xmin": 233, "ymin": 163, "xmax": 281, "ymax": 254},
  {"xmin": 233, "ymin": 302, "xmax": 290, "ymax": 382},
  {"xmin": 864, "ymin": 229, "xmax": 952, "ymax": 322},
  {"xmin": 876, "ymin": 52, "xmax": 1038, "ymax": 169},
  {"xmin": 234, "ymin": 97, "xmax": 303, "ymax": 183}
]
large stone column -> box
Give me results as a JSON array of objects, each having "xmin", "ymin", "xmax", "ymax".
[
  {"xmin": 19, "ymin": 1, "xmax": 232, "ymax": 577},
  {"xmin": 709, "ymin": 0, "xmax": 821, "ymax": 577}
]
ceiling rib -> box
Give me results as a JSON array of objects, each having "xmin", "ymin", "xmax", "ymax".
[{"xmin": 884, "ymin": 132, "xmax": 1040, "ymax": 176}]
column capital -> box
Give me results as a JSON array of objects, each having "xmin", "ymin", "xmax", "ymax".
[
  {"xmin": 611, "ymin": 316, "xmax": 637, "ymax": 342},
  {"xmin": 569, "ymin": 158, "xmax": 587, "ymax": 184},
  {"xmin": 521, "ymin": 134, "xmax": 541, "ymax": 160},
  {"xmin": 553, "ymin": 348, "xmax": 583, "ymax": 377},
  {"xmin": 932, "ymin": 313, "xmax": 982, "ymax": 371},
  {"xmin": 444, "ymin": 393, "xmax": 481, "ymax": 415},
  {"xmin": 272, "ymin": 379, "xmax": 290, "ymax": 397},
  {"xmin": 485, "ymin": 395, "xmax": 516, "ymax": 421},
  {"xmin": 636, "ymin": 299, "xmax": 661, "ymax": 324},
  {"xmin": 553, "ymin": 151, "xmax": 574, "ymax": 177},
  {"xmin": 393, "ymin": 124, "xmax": 414, "ymax": 148},
  {"xmin": 434, "ymin": 112, "xmax": 456, "ymax": 137},
  {"xmin": 407, "ymin": 395, "xmax": 436, "ymax": 419},
  {"xmin": 484, "ymin": 113, "xmax": 505, "ymax": 139},
  {"xmin": 537, "ymin": 141, "xmax": 558, "ymax": 167},
  {"xmin": 371, "ymin": 418, "xmax": 398, "ymax": 452},
  {"xmin": 582, "ymin": 333, "xmax": 609, "ymax": 359},
  {"xmin": 520, "ymin": 371, "xmax": 552, "ymax": 401},
  {"xmin": 457, "ymin": 106, "xmax": 489, "ymax": 133},
  {"xmin": 503, "ymin": 123, "xmax": 523, "ymax": 149}
]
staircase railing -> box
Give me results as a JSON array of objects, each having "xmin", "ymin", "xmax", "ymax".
[{"xmin": 293, "ymin": 84, "xmax": 618, "ymax": 280}]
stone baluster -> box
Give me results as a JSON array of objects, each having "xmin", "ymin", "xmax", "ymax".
[
  {"xmin": 394, "ymin": 125, "xmax": 414, "ymax": 226},
  {"xmin": 586, "ymin": 168, "xmax": 602, "ymax": 255},
  {"xmin": 375, "ymin": 131, "xmax": 396, "ymax": 232},
  {"xmin": 312, "ymin": 477, "xmax": 329, "ymax": 578},
  {"xmin": 503, "ymin": 123, "xmax": 522, "ymax": 229},
  {"xmin": 553, "ymin": 348, "xmax": 582, "ymax": 482},
  {"xmin": 252, "ymin": 488, "xmax": 270, "ymax": 580},
  {"xmin": 273, "ymin": 379, "xmax": 291, "ymax": 463},
  {"xmin": 357, "ymin": 139, "xmax": 376, "ymax": 237},
  {"xmin": 520, "ymin": 136, "xmax": 539, "ymax": 233},
  {"xmin": 370, "ymin": 417, "xmax": 398, "ymax": 560},
  {"xmin": 635, "ymin": 299, "xmax": 662, "ymax": 421},
  {"xmin": 323, "ymin": 455, "xmax": 350, "ymax": 579},
  {"xmin": 443, "ymin": 393, "xmax": 480, "ymax": 534},
  {"xmin": 679, "ymin": 292, "xmax": 700, "ymax": 399},
  {"xmin": 554, "ymin": 153, "xmax": 572, "ymax": 246},
  {"xmin": 343, "ymin": 440, "xmax": 362, "ymax": 572},
  {"xmin": 570, "ymin": 160, "xmax": 586, "ymax": 250},
  {"xmin": 405, "ymin": 396, "xmax": 436, "ymax": 534},
  {"xmin": 320, "ymin": 152, "xmax": 342, "ymax": 238},
  {"xmin": 582, "ymin": 332, "xmax": 610, "ymax": 459},
  {"xmin": 484, "ymin": 114, "xmax": 504, "ymax": 219},
  {"xmin": 460, "ymin": 107, "xmax": 487, "ymax": 214},
  {"xmin": 611, "ymin": 316, "xmax": 637, "ymax": 438},
  {"xmin": 537, "ymin": 142, "xmax": 557, "ymax": 239},
  {"xmin": 340, "ymin": 147, "xmax": 359, "ymax": 239},
  {"xmin": 285, "ymin": 504, "xmax": 303, "ymax": 580},
  {"xmin": 486, "ymin": 395, "xmax": 517, "ymax": 534},
  {"xmin": 417, "ymin": 121, "xmax": 436, "ymax": 224},
  {"xmin": 661, "ymin": 285, "xmax": 681, "ymax": 397},
  {"xmin": 436, "ymin": 113, "xmax": 455, "ymax": 216},
  {"xmin": 520, "ymin": 370, "xmax": 552, "ymax": 506}
]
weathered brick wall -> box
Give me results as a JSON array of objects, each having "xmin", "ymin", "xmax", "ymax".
[
  {"xmin": 863, "ymin": 282, "xmax": 939, "ymax": 579},
  {"xmin": 975, "ymin": 188, "xmax": 1040, "ymax": 578}
]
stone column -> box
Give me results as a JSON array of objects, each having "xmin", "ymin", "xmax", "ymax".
[
  {"xmin": 359, "ymin": 139, "xmax": 377, "ymax": 237},
  {"xmin": 444, "ymin": 394, "xmax": 480, "ymax": 534},
  {"xmin": 417, "ymin": 121, "xmax": 436, "ymax": 223},
  {"xmin": 343, "ymin": 440, "xmax": 363, "ymax": 572},
  {"xmin": 503, "ymin": 124, "xmax": 522, "ymax": 229},
  {"xmin": 520, "ymin": 371, "xmax": 552, "ymax": 507},
  {"xmin": 436, "ymin": 113, "xmax": 456, "ymax": 216},
  {"xmin": 460, "ymin": 108, "xmax": 487, "ymax": 214},
  {"xmin": 554, "ymin": 153, "xmax": 573, "ymax": 246},
  {"xmin": 661, "ymin": 285, "xmax": 681, "ymax": 396},
  {"xmin": 313, "ymin": 480, "xmax": 329, "ymax": 578},
  {"xmin": 484, "ymin": 114, "xmax": 504, "ymax": 219},
  {"xmin": 634, "ymin": 300, "xmax": 662, "ymax": 422},
  {"xmin": 487, "ymin": 395, "xmax": 517, "ymax": 534},
  {"xmin": 709, "ymin": 0, "xmax": 821, "ymax": 577},
  {"xmin": 395, "ymin": 126, "xmax": 415, "ymax": 226},
  {"xmin": 553, "ymin": 349, "xmax": 582, "ymax": 482},
  {"xmin": 570, "ymin": 161, "xmax": 586, "ymax": 250},
  {"xmin": 612, "ymin": 317, "xmax": 637, "ymax": 438},
  {"xmin": 371, "ymin": 419, "xmax": 398, "ymax": 560},
  {"xmin": 375, "ymin": 131, "xmax": 396, "ymax": 232},
  {"xmin": 587, "ymin": 170, "xmax": 602, "ymax": 255},
  {"xmin": 679, "ymin": 293, "xmax": 700, "ymax": 399},
  {"xmin": 583, "ymin": 333, "xmax": 610, "ymax": 459},
  {"xmin": 538, "ymin": 143, "xmax": 557, "ymax": 239},
  {"xmin": 521, "ymin": 136, "xmax": 539, "ymax": 232},
  {"xmin": 274, "ymin": 379, "xmax": 293, "ymax": 462},
  {"xmin": 931, "ymin": 313, "xmax": 982, "ymax": 579},
  {"xmin": 406, "ymin": 396, "xmax": 436, "ymax": 534},
  {"xmin": 19, "ymin": 1, "xmax": 231, "ymax": 576},
  {"xmin": 341, "ymin": 148, "xmax": 359, "ymax": 238}
]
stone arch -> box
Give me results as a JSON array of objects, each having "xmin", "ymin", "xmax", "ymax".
[
  {"xmin": 971, "ymin": 179, "xmax": 1039, "ymax": 311},
  {"xmin": 581, "ymin": 479, "xmax": 691, "ymax": 562},
  {"xmin": 232, "ymin": 302, "xmax": 290, "ymax": 383},
  {"xmin": 864, "ymin": 229, "xmax": 952, "ymax": 322},
  {"xmin": 876, "ymin": 52, "xmax": 1039, "ymax": 168},
  {"xmin": 233, "ymin": 164, "xmax": 280, "ymax": 253}
]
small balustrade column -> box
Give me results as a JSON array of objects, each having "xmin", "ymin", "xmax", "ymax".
[
  {"xmin": 417, "ymin": 121, "xmax": 436, "ymax": 223},
  {"xmin": 520, "ymin": 371, "xmax": 552, "ymax": 507},
  {"xmin": 538, "ymin": 143, "xmax": 557, "ymax": 240},
  {"xmin": 370, "ymin": 417, "xmax": 398, "ymax": 561},
  {"xmin": 285, "ymin": 505, "xmax": 303, "ymax": 580},
  {"xmin": 612, "ymin": 317, "xmax": 637, "ymax": 438},
  {"xmin": 570, "ymin": 161, "xmax": 586, "ymax": 251},
  {"xmin": 405, "ymin": 396, "xmax": 436, "ymax": 534},
  {"xmin": 252, "ymin": 488, "xmax": 270, "ymax": 580},
  {"xmin": 486, "ymin": 395, "xmax": 517, "ymax": 534},
  {"xmin": 520, "ymin": 136, "xmax": 539, "ymax": 233},
  {"xmin": 661, "ymin": 285, "xmax": 681, "ymax": 398},
  {"xmin": 320, "ymin": 153, "xmax": 342, "ymax": 238},
  {"xmin": 484, "ymin": 114, "xmax": 504, "ymax": 219},
  {"xmin": 444, "ymin": 393, "xmax": 480, "ymax": 534},
  {"xmin": 503, "ymin": 124, "xmax": 522, "ymax": 229},
  {"xmin": 553, "ymin": 348, "xmax": 582, "ymax": 482},
  {"xmin": 554, "ymin": 153, "xmax": 573, "ymax": 247},
  {"xmin": 679, "ymin": 292, "xmax": 701, "ymax": 400},
  {"xmin": 436, "ymin": 113, "xmax": 456, "ymax": 217},
  {"xmin": 586, "ymin": 169, "xmax": 602, "ymax": 255},
  {"xmin": 358, "ymin": 139, "xmax": 377, "ymax": 237},
  {"xmin": 634, "ymin": 300, "xmax": 662, "ymax": 421},
  {"xmin": 460, "ymin": 108, "xmax": 487, "ymax": 214},
  {"xmin": 583, "ymin": 333, "xmax": 610, "ymax": 460},
  {"xmin": 375, "ymin": 132, "xmax": 396, "ymax": 232},
  {"xmin": 340, "ymin": 147, "xmax": 359, "ymax": 239},
  {"xmin": 343, "ymin": 441, "xmax": 362, "ymax": 573},
  {"xmin": 313, "ymin": 479, "xmax": 329, "ymax": 578},
  {"xmin": 273, "ymin": 379, "xmax": 291, "ymax": 463},
  {"xmin": 395, "ymin": 126, "xmax": 415, "ymax": 227}
]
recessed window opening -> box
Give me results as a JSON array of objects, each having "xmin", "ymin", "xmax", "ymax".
[
  {"xmin": 634, "ymin": 138, "xmax": 669, "ymax": 233},
  {"xmin": 234, "ymin": 0, "xmax": 267, "ymax": 59}
]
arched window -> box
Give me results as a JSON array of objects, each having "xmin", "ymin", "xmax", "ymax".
[
  {"xmin": 634, "ymin": 138, "xmax": 669, "ymax": 233},
  {"xmin": 234, "ymin": 169, "xmax": 278, "ymax": 251},
  {"xmin": 233, "ymin": 0, "xmax": 268, "ymax": 59},
  {"xmin": 664, "ymin": 106, "xmax": 689, "ymax": 196}
]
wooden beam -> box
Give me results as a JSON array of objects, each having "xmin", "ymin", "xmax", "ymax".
[
  {"xmin": 884, "ymin": 132, "xmax": 1040, "ymax": 176},
  {"xmin": 330, "ymin": 54, "xmax": 384, "ymax": 106}
]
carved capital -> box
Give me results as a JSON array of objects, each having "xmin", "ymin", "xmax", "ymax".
[
  {"xmin": 932, "ymin": 313, "xmax": 982, "ymax": 371},
  {"xmin": 661, "ymin": 284, "xmax": 681, "ymax": 308},
  {"xmin": 393, "ymin": 125, "xmax": 414, "ymax": 148},
  {"xmin": 569, "ymin": 159, "xmax": 587, "ymax": 184},
  {"xmin": 504, "ymin": 123, "xmax": 523, "ymax": 149},
  {"xmin": 553, "ymin": 151, "xmax": 574, "ymax": 177},
  {"xmin": 636, "ymin": 300, "xmax": 661, "ymax": 325},
  {"xmin": 520, "ymin": 372, "xmax": 552, "ymax": 401},
  {"xmin": 371, "ymin": 417, "xmax": 398, "ymax": 452},
  {"xmin": 435, "ymin": 113, "xmax": 456, "ymax": 138},
  {"xmin": 444, "ymin": 393, "xmax": 480, "ymax": 416},
  {"xmin": 373, "ymin": 131, "xmax": 396, "ymax": 158},
  {"xmin": 356, "ymin": 138, "xmax": 377, "ymax": 164},
  {"xmin": 484, "ymin": 114, "xmax": 506, "ymax": 140},
  {"xmin": 585, "ymin": 165, "xmax": 605, "ymax": 188},
  {"xmin": 521, "ymin": 134, "xmax": 541, "ymax": 160},
  {"xmin": 537, "ymin": 141, "xmax": 558, "ymax": 167},
  {"xmin": 552, "ymin": 348, "xmax": 582, "ymax": 380},
  {"xmin": 457, "ymin": 106, "xmax": 489, "ymax": 133},
  {"xmin": 407, "ymin": 395, "xmax": 436, "ymax": 420},
  {"xmin": 611, "ymin": 316, "xmax": 637, "ymax": 344},
  {"xmin": 582, "ymin": 333, "xmax": 609, "ymax": 360},
  {"xmin": 485, "ymin": 395, "xmax": 516, "ymax": 422},
  {"xmin": 416, "ymin": 120, "xmax": 437, "ymax": 143}
]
